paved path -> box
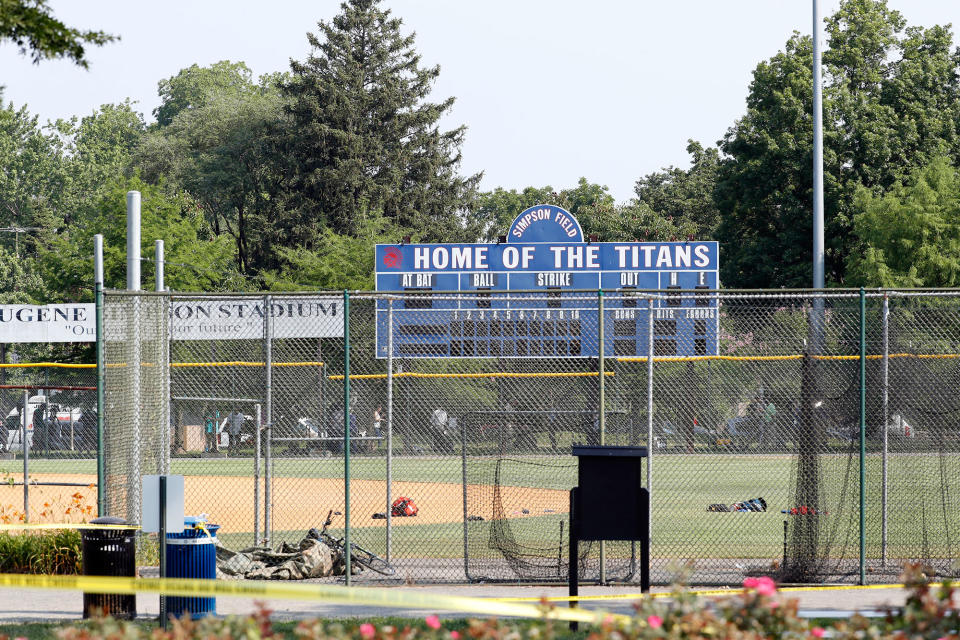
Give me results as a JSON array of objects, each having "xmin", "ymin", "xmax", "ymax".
[{"xmin": 0, "ymin": 583, "xmax": 911, "ymax": 623}]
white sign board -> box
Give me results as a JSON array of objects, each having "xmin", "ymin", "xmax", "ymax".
[
  {"xmin": 142, "ymin": 474, "xmax": 185, "ymax": 534},
  {"xmin": 0, "ymin": 304, "xmax": 96, "ymax": 343},
  {"xmin": 169, "ymin": 297, "xmax": 342, "ymax": 340}
]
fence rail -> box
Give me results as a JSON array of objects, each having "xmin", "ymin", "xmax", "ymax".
[{"xmin": 91, "ymin": 289, "xmax": 960, "ymax": 585}]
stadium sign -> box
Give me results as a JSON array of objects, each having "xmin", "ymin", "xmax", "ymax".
[
  {"xmin": 0, "ymin": 303, "xmax": 95, "ymax": 343},
  {"xmin": 375, "ymin": 204, "xmax": 720, "ymax": 359},
  {"xmin": 170, "ymin": 298, "xmax": 342, "ymax": 340}
]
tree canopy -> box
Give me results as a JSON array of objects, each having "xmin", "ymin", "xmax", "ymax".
[
  {"xmin": 3, "ymin": 0, "xmax": 960, "ymax": 306},
  {"xmin": 280, "ymin": 0, "xmax": 480, "ymax": 243},
  {"xmin": 848, "ymin": 158, "xmax": 960, "ymax": 287},
  {"xmin": 0, "ymin": 0, "xmax": 116, "ymax": 68},
  {"xmin": 716, "ymin": 0, "xmax": 960, "ymax": 288}
]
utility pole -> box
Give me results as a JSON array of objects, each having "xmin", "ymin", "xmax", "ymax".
[{"xmin": 0, "ymin": 227, "xmax": 42, "ymax": 258}]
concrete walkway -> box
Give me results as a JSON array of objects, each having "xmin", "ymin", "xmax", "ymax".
[{"xmin": 0, "ymin": 583, "xmax": 911, "ymax": 623}]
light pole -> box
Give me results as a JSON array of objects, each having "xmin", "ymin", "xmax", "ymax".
[{"xmin": 812, "ymin": 0, "xmax": 825, "ymax": 295}]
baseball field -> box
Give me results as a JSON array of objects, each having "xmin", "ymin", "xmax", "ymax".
[{"xmin": 0, "ymin": 452, "xmax": 951, "ymax": 571}]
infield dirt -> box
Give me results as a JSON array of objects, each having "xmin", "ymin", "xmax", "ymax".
[{"xmin": 0, "ymin": 473, "xmax": 568, "ymax": 534}]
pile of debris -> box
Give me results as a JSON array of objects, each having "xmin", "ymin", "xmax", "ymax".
[{"xmin": 216, "ymin": 534, "xmax": 357, "ymax": 580}]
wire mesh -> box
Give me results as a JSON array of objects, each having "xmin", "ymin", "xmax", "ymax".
[
  {"xmin": 0, "ymin": 361, "xmax": 97, "ymax": 523},
  {"xmin": 99, "ymin": 289, "xmax": 960, "ymax": 585}
]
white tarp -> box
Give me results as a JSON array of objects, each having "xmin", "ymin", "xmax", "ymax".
[{"xmin": 0, "ymin": 304, "xmax": 95, "ymax": 343}]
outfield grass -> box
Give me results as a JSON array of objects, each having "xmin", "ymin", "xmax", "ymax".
[{"xmin": 2, "ymin": 452, "xmax": 955, "ymax": 564}]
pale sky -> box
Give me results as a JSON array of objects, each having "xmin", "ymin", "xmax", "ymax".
[{"xmin": 1, "ymin": 1, "xmax": 956, "ymax": 202}]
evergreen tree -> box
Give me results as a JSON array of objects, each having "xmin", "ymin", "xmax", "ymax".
[{"xmin": 280, "ymin": 0, "xmax": 480, "ymax": 244}]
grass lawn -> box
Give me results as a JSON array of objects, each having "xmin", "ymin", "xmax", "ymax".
[{"xmin": 1, "ymin": 452, "xmax": 954, "ymax": 565}]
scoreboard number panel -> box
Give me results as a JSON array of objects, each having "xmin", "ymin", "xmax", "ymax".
[{"xmin": 375, "ymin": 204, "xmax": 719, "ymax": 359}]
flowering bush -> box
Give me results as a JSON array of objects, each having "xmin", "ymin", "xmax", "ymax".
[
  {"xmin": 0, "ymin": 484, "xmax": 95, "ymax": 574},
  {"xmin": 24, "ymin": 564, "xmax": 959, "ymax": 640}
]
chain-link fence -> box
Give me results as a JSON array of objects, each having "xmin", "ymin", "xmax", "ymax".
[
  {"xmin": 0, "ymin": 361, "xmax": 97, "ymax": 523},
  {"xmin": 100, "ymin": 289, "xmax": 960, "ymax": 585}
]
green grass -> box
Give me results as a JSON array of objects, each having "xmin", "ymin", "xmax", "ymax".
[{"xmin": 1, "ymin": 451, "xmax": 955, "ymax": 563}]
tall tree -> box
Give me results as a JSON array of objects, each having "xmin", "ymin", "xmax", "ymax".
[
  {"xmin": 716, "ymin": 0, "xmax": 960, "ymax": 288},
  {"xmin": 153, "ymin": 61, "xmax": 257, "ymax": 127},
  {"xmin": 848, "ymin": 158, "xmax": 960, "ymax": 287},
  {"xmin": 141, "ymin": 63, "xmax": 288, "ymax": 275},
  {"xmin": 57, "ymin": 100, "xmax": 145, "ymax": 226},
  {"xmin": 0, "ymin": 0, "xmax": 116, "ymax": 68},
  {"xmin": 0, "ymin": 101, "xmax": 66, "ymax": 258},
  {"xmin": 280, "ymin": 0, "xmax": 480, "ymax": 245},
  {"xmin": 634, "ymin": 140, "xmax": 721, "ymax": 238},
  {"xmin": 41, "ymin": 177, "xmax": 240, "ymax": 297},
  {"xmin": 474, "ymin": 178, "xmax": 690, "ymax": 243}
]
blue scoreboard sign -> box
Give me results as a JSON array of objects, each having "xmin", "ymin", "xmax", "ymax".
[{"xmin": 375, "ymin": 204, "xmax": 719, "ymax": 359}]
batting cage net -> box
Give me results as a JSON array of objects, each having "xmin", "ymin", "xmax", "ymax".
[{"xmin": 99, "ymin": 289, "xmax": 960, "ymax": 585}]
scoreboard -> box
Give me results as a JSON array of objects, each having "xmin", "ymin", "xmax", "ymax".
[{"xmin": 374, "ymin": 204, "xmax": 719, "ymax": 359}]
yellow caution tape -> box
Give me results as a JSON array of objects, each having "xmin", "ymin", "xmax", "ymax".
[
  {"xmin": 0, "ymin": 573, "xmax": 626, "ymax": 624},
  {"xmin": 0, "ymin": 523, "xmax": 141, "ymax": 531}
]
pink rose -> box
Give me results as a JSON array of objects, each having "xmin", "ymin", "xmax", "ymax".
[
  {"xmin": 756, "ymin": 576, "xmax": 777, "ymax": 596},
  {"xmin": 450, "ymin": 633, "xmax": 460, "ymax": 640},
  {"xmin": 360, "ymin": 623, "xmax": 375, "ymax": 639},
  {"xmin": 811, "ymin": 628, "xmax": 825, "ymax": 638},
  {"xmin": 425, "ymin": 615, "xmax": 442, "ymax": 630},
  {"xmin": 742, "ymin": 577, "xmax": 760, "ymax": 590},
  {"xmin": 647, "ymin": 615, "xmax": 663, "ymax": 629}
]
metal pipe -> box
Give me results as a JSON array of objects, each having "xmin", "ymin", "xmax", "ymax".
[
  {"xmin": 811, "ymin": 0, "xmax": 825, "ymax": 353},
  {"xmin": 155, "ymin": 240, "xmax": 164, "ymax": 292},
  {"xmin": 859, "ymin": 287, "xmax": 866, "ymax": 585},
  {"xmin": 159, "ymin": 474, "xmax": 167, "ymax": 629},
  {"xmin": 254, "ymin": 403, "xmax": 261, "ymax": 547},
  {"xmin": 597, "ymin": 290, "xmax": 605, "ymax": 584},
  {"xmin": 94, "ymin": 234, "xmax": 105, "ymax": 516},
  {"xmin": 126, "ymin": 192, "xmax": 141, "ymax": 291},
  {"xmin": 159, "ymin": 294, "xmax": 170, "ymax": 476},
  {"xmin": 264, "ymin": 295, "xmax": 273, "ymax": 545},
  {"xmin": 881, "ymin": 294, "xmax": 889, "ymax": 566},
  {"xmin": 646, "ymin": 298, "xmax": 654, "ymax": 555},
  {"xmin": 812, "ymin": 0, "xmax": 824, "ymax": 293},
  {"xmin": 386, "ymin": 299, "xmax": 393, "ymax": 561},
  {"xmin": 127, "ymin": 192, "xmax": 142, "ymax": 525},
  {"xmin": 343, "ymin": 290, "xmax": 352, "ymax": 584},
  {"xmin": 22, "ymin": 390, "xmax": 29, "ymax": 522}
]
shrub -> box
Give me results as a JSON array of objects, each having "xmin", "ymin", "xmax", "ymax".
[
  {"xmin": 34, "ymin": 563, "xmax": 959, "ymax": 640},
  {"xmin": 0, "ymin": 529, "xmax": 81, "ymax": 574},
  {"xmin": 0, "ymin": 487, "xmax": 94, "ymax": 574}
]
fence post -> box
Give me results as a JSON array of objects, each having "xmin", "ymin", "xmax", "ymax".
[
  {"xmin": 386, "ymin": 297, "xmax": 393, "ymax": 562},
  {"xmin": 343, "ymin": 290, "xmax": 352, "ymax": 585},
  {"xmin": 859, "ymin": 287, "xmax": 866, "ymax": 585},
  {"xmin": 264, "ymin": 294, "xmax": 273, "ymax": 546},
  {"xmin": 598, "ymin": 290, "xmax": 606, "ymax": 444},
  {"xmin": 94, "ymin": 234, "xmax": 105, "ymax": 516},
  {"xmin": 646, "ymin": 297, "xmax": 654, "ymax": 558},
  {"xmin": 881, "ymin": 293, "xmax": 889, "ymax": 567},
  {"xmin": 127, "ymin": 192, "xmax": 142, "ymax": 527},
  {"xmin": 22, "ymin": 390, "xmax": 29, "ymax": 522},
  {"xmin": 254, "ymin": 402, "xmax": 261, "ymax": 547}
]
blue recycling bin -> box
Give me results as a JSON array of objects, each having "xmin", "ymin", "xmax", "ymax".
[{"xmin": 164, "ymin": 517, "xmax": 219, "ymax": 619}]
